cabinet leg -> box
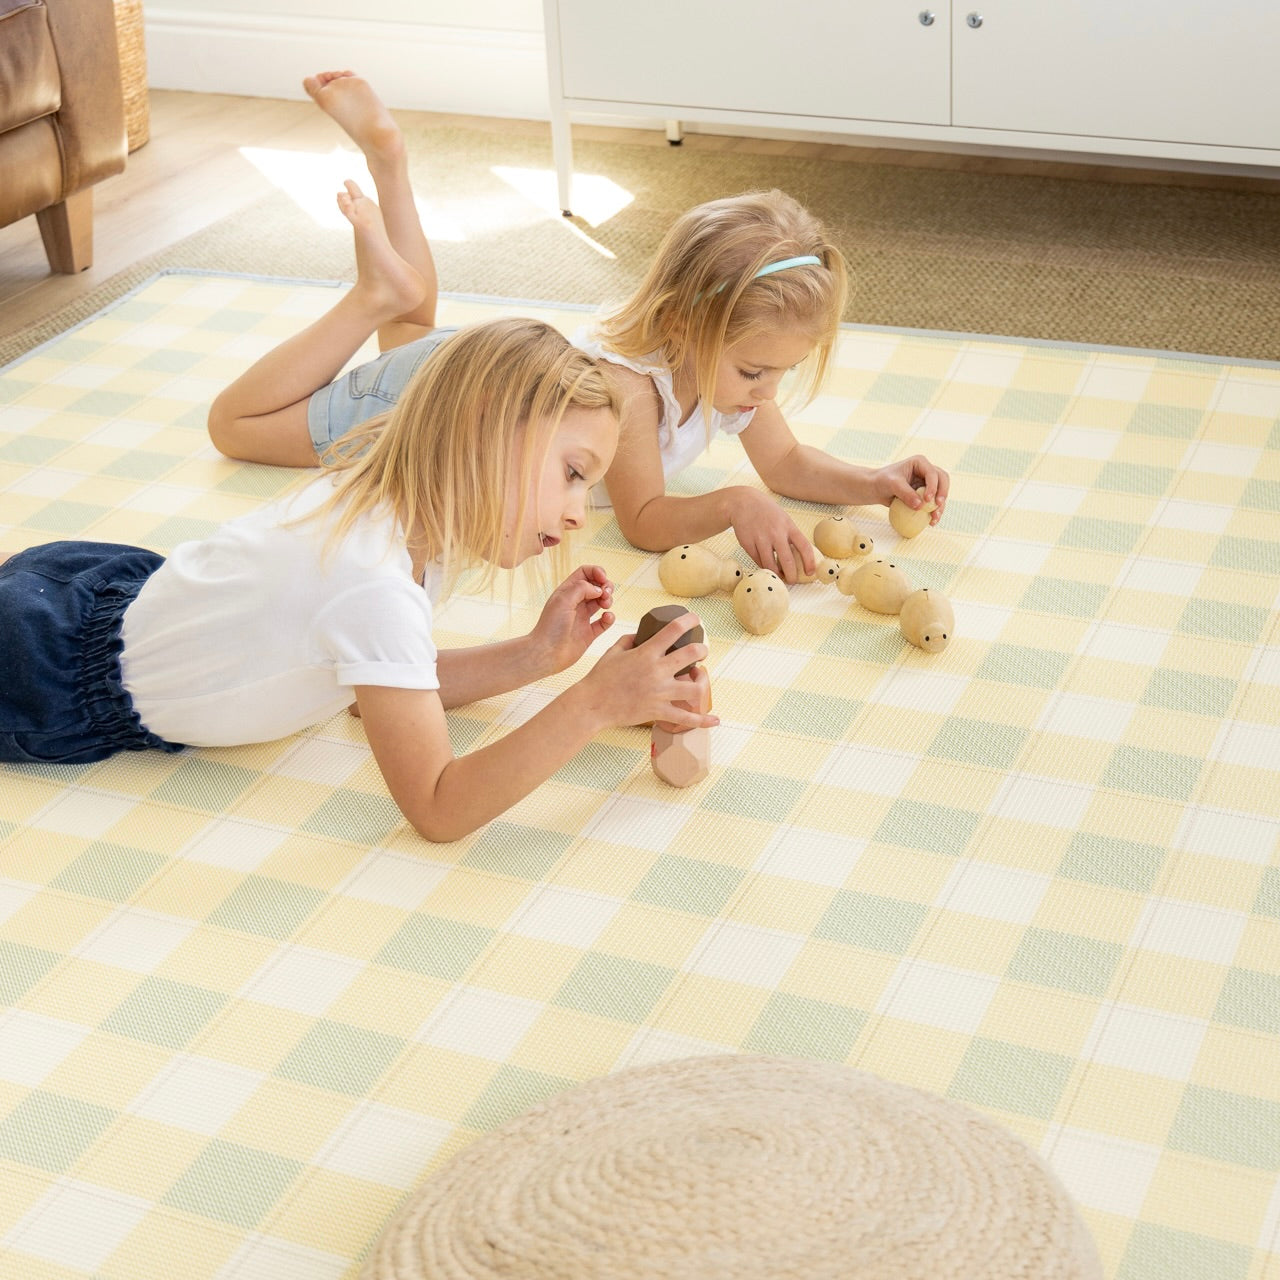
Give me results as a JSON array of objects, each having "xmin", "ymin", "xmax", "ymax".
[
  {"xmin": 665, "ymin": 119, "xmax": 684, "ymax": 146},
  {"xmin": 550, "ymin": 106, "xmax": 575, "ymax": 217},
  {"xmin": 36, "ymin": 189, "xmax": 94, "ymax": 274}
]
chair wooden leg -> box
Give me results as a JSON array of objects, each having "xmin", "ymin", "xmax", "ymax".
[{"xmin": 36, "ymin": 188, "xmax": 94, "ymax": 273}]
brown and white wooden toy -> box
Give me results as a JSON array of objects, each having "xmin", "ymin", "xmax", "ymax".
[
  {"xmin": 658, "ymin": 544, "xmax": 743, "ymax": 598},
  {"xmin": 732, "ymin": 569, "xmax": 789, "ymax": 635},
  {"xmin": 899, "ymin": 588, "xmax": 955, "ymax": 652},
  {"xmin": 813, "ymin": 515, "xmax": 874, "ymax": 561},
  {"xmin": 634, "ymin": 605, "xmax": 712, "ymax": 787}
]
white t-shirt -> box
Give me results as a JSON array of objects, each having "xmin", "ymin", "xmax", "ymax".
[
  {"xmin": 573, "ymin": 331, "xmax": 755, "ymax": 506},
  {"xmin": 119, "ymin": 477, "xmax": 441, "ymax": 747}
]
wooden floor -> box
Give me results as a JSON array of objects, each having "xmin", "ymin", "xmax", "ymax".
[{"xmin": 3, "ymin": 88, "xmax": 1277, "ymax": 349}]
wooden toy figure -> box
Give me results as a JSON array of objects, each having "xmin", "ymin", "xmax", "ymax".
[
  {"xmin": 813, "ymin": 515, "xmax": 873, "ymax": 561},
  {"xmin": 658, "ymin": 544, "xmax": 743, "ymax": 598},
  {"xmin": 733, "ymin": 569, "xmax": 789, "ymax": 635},
  {"xmin": 899, "ymin": 588, "xmax": 955, "ymax": 652},
  {"xmin": 796, "ymin": 557, "xmax": 843, "ymax": 586},
  {"xmin": 634, "ymin": 605, "xmax": 712, "ymax": 787},
  {"xmin": 838, "ymin": 557, "xmax": 912, "ymax": 614},
  {"xmin": 889, "ymin": 492, "xmax": 938, "ymax": 539}
]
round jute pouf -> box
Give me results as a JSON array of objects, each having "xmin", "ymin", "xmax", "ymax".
[{"xmin": 360, "ymin": 1054, "xmax": 1102, "ymax": 1280}]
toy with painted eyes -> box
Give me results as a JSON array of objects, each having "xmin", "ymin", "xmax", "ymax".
[
  {"xmin": 889, "ymin": 492, "xmax": 938, "ymax": 539},
  {"xmin": 837, "ymin": 557, "xmax": 913, "ymax": 614},
  {"xmin": 899, "ymin": 588, "xmax": 955, "ymax": 652},
  {"xmin": 658, "ymin": 543, "xmax": 744, "ymax": 598},
  {"xmin": 813, "ymin": 515, "xmax": 874, "ymax": 561},
  {"xmin": 733, "ymin": 569, "xmax": 790, "ymax": 635}
]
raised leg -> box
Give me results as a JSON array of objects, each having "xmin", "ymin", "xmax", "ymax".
[{"xmin": 36, "ymin": 189, "xmax": 94, "ymax": 274}]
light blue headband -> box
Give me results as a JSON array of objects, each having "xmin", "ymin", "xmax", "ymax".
[
  {"xmin": 753, "ymin": 254, "xmax": 823, "ymax": 278},
  {"xmin": 697, "ymin": 254, "xmax": 824, "ymax": 302}
]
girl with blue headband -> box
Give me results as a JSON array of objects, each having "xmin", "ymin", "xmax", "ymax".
[
  {"xmin": 579, "ymin": 189, "xmax": 948, "ymax": 582},
  {"xmin": 207, "ymin": 74, "xmax": 947, "ymax": 582}
]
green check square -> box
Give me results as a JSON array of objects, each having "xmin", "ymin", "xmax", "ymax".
[
  {"xmin": 1213, "ymin": 968, "xmax": 1280, "ymax": 1035},
  {"xmin": 1141, "ymin": 669, "xmax": 1236, "ymax": 717},
  {"xmin": 554, "ymin": 952, "xmax": 676, "ymax": 1022},
  {"xmin": 814, "ymin": 890, "xmax": 927, "ymax": 954},
  {"xmin": 1095, "ymin": 461, "xmax": 1175, "ymax": 496},
  {"xmin": 828, "ymin": 428, "xmax": 899, "ymax": 462},
  {"xmin": 863, "ymin": 373, "xmax": 937, "ymax": 407},
  {"xmin": 742, "ymin": 991, "xmax": 866, "ymax": 1060},
  {"xmin": 1058, "ymin": 833, "xmax": 1167, "ymax": 893},
  {"xmin": 975, "ymin": 644, "xmax": 1071, "ymax": 690},
  {"xmin": 49, "ymin": 842, "xmax": 165, "ymax": 901},
  {"xmin": 101, "ymin": 976, "xmax": 226, "ymax": 1048},
  {"xmin": 0, "ymin": 436, "xmax": 65, "ymax": 465},
  {"xmin": 874, "ymin": 799, "xmax": 980, "ymax": 858},
  {"xmin": 376, "ymin": 914, "xmax": 493, "ymax": 980},
  {"xmin": 150, "ymin": 757, "xmax": 258, "ymax": 810},
  {"xmin": 1209, "ymin": 535, "xmax": 1280, "ymax": 573},
  {"xmin": 163, "ymin": 1139, "xmax": 303, "ymax": 1229},
  {"xmin": 1115, "ymin": 1225, "xmax": 1251, "ymax": 1280},
  {"xmin": 67, "ymin": 389, "xmax": 142, "ymax": 417},
  {"xmin": 1126, "ymin": 403, "xmax": 1203, "ymax": 438},
  {"xmin": 101, "ymin": 452, "xmax": 185, "ymax": 482},
  {"xmin": 1177, "ymin": 598, "xmax": 1268, "ymax": 644},
  {"xmin": 1167, "ymin": 1085, "xmax": 1280, "ymax": 1170},
  {"xmin": 464, "ymin": 823, "xmax": 573, "ymax": 878},
  {"xmin": 207, "ymin": 876, "xmax": 325, "ymax": 939},
  {"xmin": 928, "ymin": 718, "xmax": 1028, "ymax": 769},
  {"xmin": 1101, "ymin": 745, "xmax": 1203, "ymax": 802},
  {"xmin": 762, "ymin": 690, "xmax": 861, "ymax": 740},
  {"xmin": 28, "ymin": 501, "xmax": 110, "ymax": 535},
  {"xmin": 0, "ymin": 941, "xmax": 59, "ymax": 1002},
  {"xmin": 1240, "ymin": 478, "xmax": 1280, "ymax": 511},
  {"xmin": 276, "ymin": 1020, "xmax": 405, "ymax": 1095},
  {"xmin": 956, "ymin": 444, "xmax": 1037, "ymax": 479},
  {"xmin": 463, "ymin": 1064, "xmax": 578, "ymax": 1130},
  {"xmin": 991, "ymin": 389, "xmax": 1069, "ymax": 423},
  {"xmin": 0, "ymin": 1090, "xmax": 116, "ymax": 1173},
  {"xmin": 700, "ymin": 768, "xmax": 807, "ymax": 824},
  {"xmin": 1019, "ymin": 577, "xmax": 1110, "ymax": 618},
  {"xmin": 932, "ymin": 501, "xmax": 1000, "ymax": 535},
  {"xmin": 631, "ymin": 854, "xmax": 744, "ymax": 915},
  {"xmin": 1007, "ymin": 927, "xmax": 1122, "ymax": 996},
  {"xmin": 948, "ymin": 1038, "xmax": 1074, "ymax": 1120},
  {"xmin": 1060, "ymin": 516, "xmax": 1142, "ymax": 554},
  {"xmin": 1255, "ymin": 868, "xmax": 1280, "ymax": 918},
  {"xmin": 554, "ymin": 741, "xmax": 642, "ymax": 790},
  {"xmin": 301, "ymin": 788, "xmax": 402, "ymax": 843}
]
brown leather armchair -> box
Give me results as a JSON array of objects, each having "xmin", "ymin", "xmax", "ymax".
[{"xmin": 0, "ymin": 0, "xmax": 127, "ymax": 273}]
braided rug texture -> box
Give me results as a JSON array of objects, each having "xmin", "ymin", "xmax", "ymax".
[{"xmin": 361, "ymin": 1054, "xmax": 1102, "ymax": 1280}]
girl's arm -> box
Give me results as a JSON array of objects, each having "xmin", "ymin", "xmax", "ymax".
[
  {"xmin": 741, "ymin": 401, "xmax": 950, "ymax": 519},
  {"xmin": 434, "ymin": 567, "xmax": 615, "ymax": 708},
  {"xmin": 356, "ymin": 613, "xmax": 716, "ymax": 843},
  {"xmin": 604, "ymin": 370, "xmax": 815, "ymax": 578}
]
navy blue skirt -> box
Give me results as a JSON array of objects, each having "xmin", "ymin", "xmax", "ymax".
[{"xmin": 0, "ymin": 541, "xmax": 185, "ymax": 764}]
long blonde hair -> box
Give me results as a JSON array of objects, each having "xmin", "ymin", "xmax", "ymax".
[
  {"xmin": 305, "ymin": 317, "xmax": 619, "ymax": 593},
  {"xmin": 598, "ymin": 190, "xmax": 847, "ymax": 416}
]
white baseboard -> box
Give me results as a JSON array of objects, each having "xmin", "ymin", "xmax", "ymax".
[{"xmin": 143, "ymin": 8, "xmax": 552, "ymax": 119}]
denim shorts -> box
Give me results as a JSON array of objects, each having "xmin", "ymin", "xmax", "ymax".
[
  {"xmin": 306, "ymin": 327, "xmax": 459, "ymax": 456},
  {"xmin": 0, "ymin": 542, "xmax": 185, "ymax": 764}
]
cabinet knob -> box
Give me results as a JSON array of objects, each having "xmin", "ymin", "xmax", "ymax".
[
  {"xmin": 966, "ymin": 11, "xmax": 983, "ymax": 26},
  {"xmin": 918, "ymin": 9, "xmax": 935, "ymax": 25}
]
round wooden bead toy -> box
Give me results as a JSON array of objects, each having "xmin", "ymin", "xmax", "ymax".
[
  {"xmin": 795, "ymin": 557, "xmax": 843, "ymax": 586},
  {"xmin": 732, "ymin": 569, "xmax": 789, "ymax": 635},
  {"xmin": 658, "ymin": 544, "xmax": 743, "ymax": 598},
  {"xmin": 899, "ymin": 588, "xmax": 955, "ymax": 652},
  {"xmin": 841, "ymin": 558, "xmax": 912, "ymax": 613},
  {"xmin": 889, "ymin": 492, "xmax": 937, "ymax": 538},
  {"xmin": 813, "ymin": 515, "xmax": 873, "ymax": 560}
]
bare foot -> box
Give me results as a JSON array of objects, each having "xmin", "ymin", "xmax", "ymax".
[
  {"xmin": 337, "ymin": 180, "xmax": 426, "ymax": 320},
  {"xmin": 303, "ymin": 70, "xmax": 404, "ymax": 167}
]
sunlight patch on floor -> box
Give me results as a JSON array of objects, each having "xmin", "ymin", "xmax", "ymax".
[
  {"xmin": 491, "ymin": 165, "xmax": 632, "ymax": 249},
  {"xmin": 238, "ymin": 146, "xmax": 467, "ymax": 240}
]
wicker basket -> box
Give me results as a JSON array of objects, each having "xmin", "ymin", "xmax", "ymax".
[{"xmin": 114, "ymin": 0, "xmax": 149, "ymax": 152}]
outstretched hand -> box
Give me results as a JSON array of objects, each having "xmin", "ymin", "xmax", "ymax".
[
  {"xmin": 872, "ymin": 455, "xmax": 950, "ymax": 524},
  {"xmin": 531, "ymin": 565, "xmax": 616, "ymax": 675},
  {"xmin": 727, "ymin": 486, "xmax": 817, "ymax": 584}
]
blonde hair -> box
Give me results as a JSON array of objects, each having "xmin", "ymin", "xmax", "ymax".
[
  {"xmin": 598, "ymin": 190, "xmax": 847, "ymax": 416},
  {"xmin": 305, "ymin": 317, "xmax": 619, "ymax": 594}
]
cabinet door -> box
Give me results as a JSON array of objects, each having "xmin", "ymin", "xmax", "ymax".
[
  {"xmin": 553, "ymin": 0, "xmax": 951, "ymax": 126},
  {"xmin": 953, "ymin": 0, "xmax": 1279, "ymax": 151}
]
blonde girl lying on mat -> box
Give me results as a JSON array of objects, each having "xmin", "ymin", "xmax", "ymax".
[
  {"xmin": 1, "ymin": 307, "xmax": 717, "ymax": 843},
  {"xmin": 207, "ymin": 71, "xmax": 948, "ymax": 583}
]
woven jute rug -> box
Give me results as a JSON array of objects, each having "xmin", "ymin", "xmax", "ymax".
[
  {"xmin": 6, "ymin": 121, "xmax": 1280, "ymax": 365},
  {"xmin": 360, "ymin": 1054, "xmax": 1103, "ymax": 1280}
]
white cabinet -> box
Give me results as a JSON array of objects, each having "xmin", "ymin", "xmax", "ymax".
[{"xmin": 545, "ymin": 0, "xmax": 1280, "ymax": 213}]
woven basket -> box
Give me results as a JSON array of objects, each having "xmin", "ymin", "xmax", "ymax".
[{"xmin": 114, "ymin": 0, "xmax": 149, "ymax": 152}]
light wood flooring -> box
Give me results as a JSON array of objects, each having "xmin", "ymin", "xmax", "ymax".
[{"xmin": 3, "ymin": 88, "xmax": 1277, "ymax": 350}]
